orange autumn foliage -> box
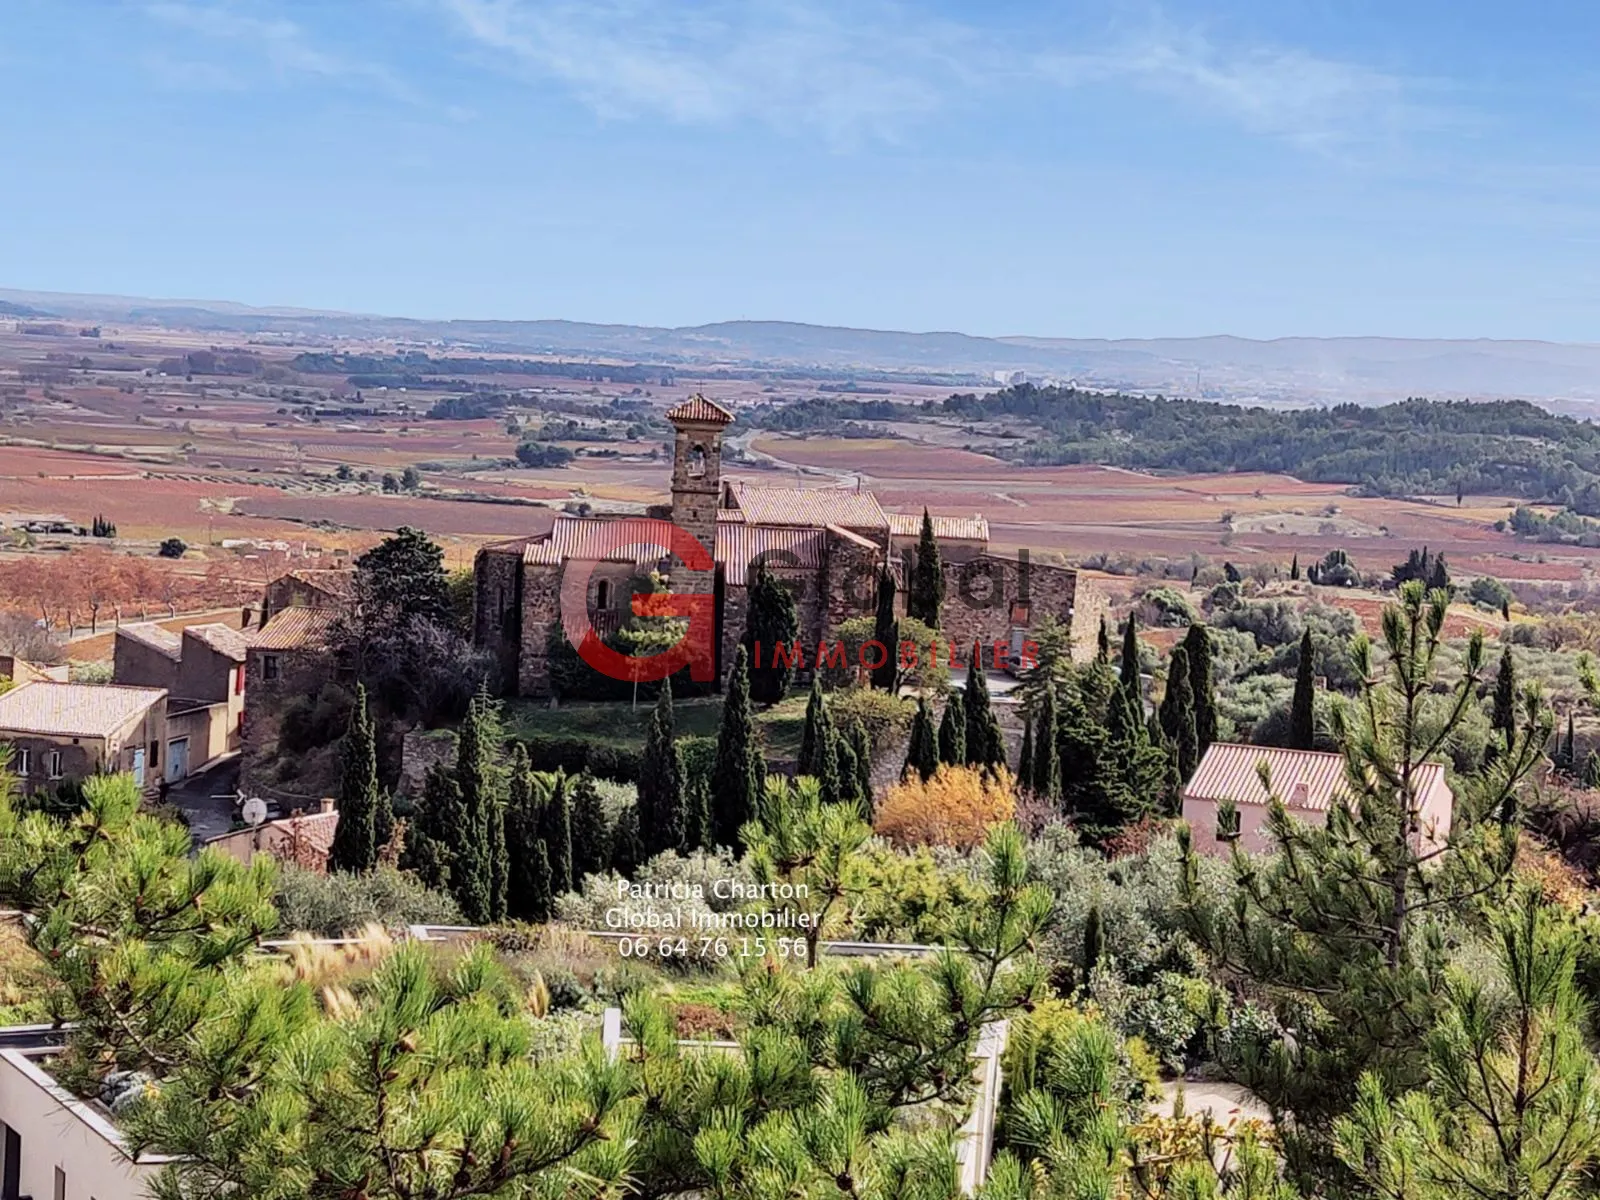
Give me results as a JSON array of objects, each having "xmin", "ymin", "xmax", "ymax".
[{"xmin": 875, "ymin": 765, "xmax": 1016, "ymax": 850}]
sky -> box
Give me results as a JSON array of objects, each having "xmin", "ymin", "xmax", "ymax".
[{"xmin": 4, "ymin": 0, "xmax": 1600, "ymax": 340}]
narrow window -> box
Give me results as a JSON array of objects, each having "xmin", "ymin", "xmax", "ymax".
[
  {"xmin": 149, "ymin": 739, "xmax": 159, "ymax": 769},
  {"xmin": 262, "ymin": 654, "xmax": 281, "ymax": 681},
  {"xmin": 596, "ymin": 579, "xmax": 611, "ymax": 610},
  {"xmin": 47, "ymin": 750, "xmax": 62, "ymax": 779},
  {"xmin": 13, "ymin": 748, "xmax": 29, "ymax": 775}
]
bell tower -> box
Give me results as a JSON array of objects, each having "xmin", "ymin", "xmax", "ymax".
[{"xmin": 665, "ymin": 394, "xmax": 734, "ymax": 594}]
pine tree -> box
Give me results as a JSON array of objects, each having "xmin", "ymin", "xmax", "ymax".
[
  {"xmin": 1158, "ymin": 645, "xmax": 1199, "ymax": 783},
  {"xmin": 962, "ymin": 648, "xmax": 1005, "ymax": 767},
  {"xmin": 1290, "ymin": 629, "xmax": 1317, "ymax": 751},
  {"xmin": 638, "ymin": 677, "xmax": 684, "ymax": 857},
  {"xmin": 1082, "ymin": 902, "xmax": 1105, "ymax": 980},
  {"xmin": 1290, "ymin": 553, "xmax": 1300, "ymax": 580},
  {"xmin": 1179, "ymin": 582, "xmax": 1554, "ymax": 1127},
  {"xmin": 610, "ymin": 804, "xmax": 643, "ymax": 876},
  {"xmin": 1335, "ymin": 891, "xmax": 1600, "ymax": 1200},
  {"xmin": 1031, "ymin": 682, "xmax": 1061, "ymax": 803},
  {"xmin": 541, "ymin": 774, "xmax": 573, "ymax": 896},
  {"xmin": 1096, "ymin": 614, "xmax": 1111, "ymax": 665},
  {"xmin": 907, "ymin": 508, "xmax": 944, "ymax": 626},
  {"xmin": 937, "ymin": 694, "xmax": 966, "ymax": 765},
  {"xmin": 1017, "ymin": 719, "xmax": 1035, "ymax": 792},
  {"xmin": 1182, "ymin": 623, "xmax": 1217, "ymax": 757},
  {"xmin": 328, "ymin": 683, "xmax": 379, "ymax": 873},
  {"xmin": 849, "ymin": 719, "xmax": 873, "ymax": 818},
  {"xmin": 1119, "ymin": 614, "xmax": 1141, "ymax": 700},
  {"xmin": 711, "ymin": 644, "xmax": 763, "ymax": 849},
  {"xmin": 568, "ymin": 772, "xmax": 609, "ymax": 884},
  {"xmin": 870, "ymin": 566, "xmax": 898, "ymax": 690},
  {"xmin": 1492, "ymin": 647, "xmax": 1517, "ymax": 745},
  {"xmin": 904, "ymin": 697, "xmax": 938, "ymax": 781},
  {"xmin": 743, "ymin": 561, "xmax": 800, "ymax": 705},
  {"xmin": 450, "ymin": 690, "xmax": 501, "ymax": 924}
]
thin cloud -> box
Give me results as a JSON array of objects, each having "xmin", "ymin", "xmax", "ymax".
[
  {"xmin": 435, "ymin": 0, "xmax": 976, "ymax": 144},
  {"xmin": 1036, "ymin": 24, "xmax": 1440, "ymax": 151},
  {"xmin": 144, "ymin": 2, "xmax": 419, "ymax": 101}
]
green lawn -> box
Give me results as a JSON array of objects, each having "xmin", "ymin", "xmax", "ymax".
[{"xmin": 503, "ymin": 693, "xmax": 809, "ymax": 759}]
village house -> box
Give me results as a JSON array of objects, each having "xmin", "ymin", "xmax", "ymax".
[
  {"xmin": 474, "ymin": 395, "xmax": 1106, "ymax": 696},
  {"xmin": 113, "ymin": 622, "xmax": 249, "ymax": 774},
  {"xmin": 1180, "ymin": 742, "xmax": 1455, "ymax": 858},
  {"xmin": 0, "ymin": 682, "xmax": 181, "ymax": 792}
]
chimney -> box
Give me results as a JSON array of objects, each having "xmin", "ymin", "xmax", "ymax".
[
  {"xmin": 241, "ymin": 605, "xmax": 253, "ymax": 629},
  {"xmin": 318, "ymin": 797, "xmax": 336, "ymax": 814},
  {"xmin": 1288, "ymin": 780, "xmax": 1311, "ymax": 808}
]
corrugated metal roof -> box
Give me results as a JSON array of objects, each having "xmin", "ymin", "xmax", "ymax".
[
  {"xmin": 0, "ymin": 681, "xmax": 167, "ymax": 739},
  {"xmin": 1182, "ymin": 742, "xmax": 1448, "ymax": 813},
  {"xmin": 887, "ymin": 511, "xmax": 989, "ymax": 541},
  {"xmin": 249, "ymin": 607, "xmax": 339, "ymax": 651},
  {"xmin": 184, "ymin": 623, "xmax": 248, "ymax": 662},
  {"xmin": 665, "ymin": 395, "xmax": 735, "ymax": 425},
  {"xmin": 717, "ymin": 524, "xmax": 826, "ymax": 586},
  {"xmin": 725, "ymin": 483, "xmax": 887, "ymax": 530},
  {"xmin": 117, "ymin": 623, "xmax": 182, "ymax": 660}
]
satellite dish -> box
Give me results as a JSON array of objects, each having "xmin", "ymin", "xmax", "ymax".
[{"xmin": 241, "ymin": 797, "xmax": 269, "ymax": 827}]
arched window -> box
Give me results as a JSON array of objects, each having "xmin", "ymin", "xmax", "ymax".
[
  {"xmin": 687, "ymin": 443, "xmax": 707, "ymax": 478},
  {"xmin": 596, "ymin": 579, "xmax": 611, "ymax": 610}
]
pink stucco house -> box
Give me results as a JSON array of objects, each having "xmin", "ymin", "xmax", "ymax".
[{"xmin": 1180, "ymin": 742, "xmax": 1453, "ymax": 859}]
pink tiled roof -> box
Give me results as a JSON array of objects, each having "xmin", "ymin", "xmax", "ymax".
[
  {"xmin": 276, "ymin": 568, "xmax": 355, "ymax": 601},
  {"xmin": 0, "ymin": 681, "xmax": 166, "ymax": 739},
  {"xmin": 117, "ymin": 623, "xmax": 182, "ymax": 660},
  {"xmin": 887, "ymin": 511, "xmax": 989, "ymax": 542},
  {"xmin": 718, "ymin": 524, "xmax": 827, "ymax": 585},
  {"xmin": 665, "ymin": 395, "xmax": 735, "ymax": 425},
  {"xmin": 723, "ymin": 482, "xmax": 887, "ymax": 531},
  {"xmin": 522, "ymin": 515, "xmax": 827, "ymax": 586},
  {"xmin": 1182, "ymin": 742, "xmax": 1448, "ymax": 813}
]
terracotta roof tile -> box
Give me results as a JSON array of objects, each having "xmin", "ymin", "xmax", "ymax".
[
  {"xmin": 184, "ymin": 623, "xmax": 248, "ymax": 662},
  {"xmin": 724, "ymin": 483, "xmax": 887, "ymax": 531},
  {"xmin": 1182, "ymin": 742, "xmax": 1449, "ymax": 813},
  {"xmin": 887, "ymin": 511, "xmax": 989, "ymax": 541},
  {"xmin": 665, "ymin": 395, "xmax": 735, "ymax": 425},
  {"xmin": 117, "ymin": 623, "xmax": 182, "ymax": 660},
  {"xmin": 716, "ymin": 524, "xmax": 827, "ymax": 585},
  {"xmin": 0, "ymin": 681, "xmax": 167, "ymax": 738},
  {"xmin": 249, "ymin": 607, "xmax": 339, "ymax": 651}
]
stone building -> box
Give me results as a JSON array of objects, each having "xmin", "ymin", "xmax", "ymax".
[{"xmin": 474, "ymin": 395, "xmax": 1105, "ymax": 697}]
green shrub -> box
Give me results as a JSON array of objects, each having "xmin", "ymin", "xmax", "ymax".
[
  {"xmin": 1140, "ymin": 586, "xmax": 1196, "ymax": 627},
  {"xmin": 274, "ymin": 864, "xmax": 462, "ymax": 936},
  {"xmin": 1468, "ymin": 574, "xmax": 1514, "ymax": 611},
  {"xmin": 828, "ymin": 688, "xmax": 914, "ymax": 747},
  {"xmin": 522, "ymin": 735, "xmax": 642, "ymax": 782}
]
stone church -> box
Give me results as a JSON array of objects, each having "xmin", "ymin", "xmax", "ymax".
[{"xmin": 474, "ymin": 395, "xmax": 1104, "ymax": 696}]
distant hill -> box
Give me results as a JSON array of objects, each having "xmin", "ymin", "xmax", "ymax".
[
  {"xmin": 0, "ymin": 300, "xmax": 55, "ymax": 318},
  {"xmin": 4, "ymin": 286, "xmax": 1600, "ymax": 407}
]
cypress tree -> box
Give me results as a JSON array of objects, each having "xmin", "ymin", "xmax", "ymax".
[
  {"xmin": 850, "ymin": 719, "xmax": 873, "ymax": 818},
  {"xmin": 1492, "ymin": 648, "xmax": 1517, "ymax": 744},
  {"xmin": 962, "ymin": 647, "xmax": 1004, "ymax": 767},
  {"xmin": 568, "ymin": 772, "xmax": 609, "ymax": 884},
  {"xmin": 798, "ymin": 677, "xmax": 834, "ymax": 778},
  {"xmin": 1031, "ymin": 682, "xmax": 1061, "ymax": 803},
  {"xmin": 834, "ymin": 732, "xmax": 859, "ymax": 810},
  {"xmin": 1584, "ymin": 750, "xmax": 1600, "ymax": 789},
  {"xmin": 503, "ymin": 744, "xmax": 547, "ymax": 920},
  {"xmin": 638, "ymin": 677, "xmax": 684, "ymax": 856},
  {"xmin": 1182, "ymin": 623, "xmax": 1217, "ymax": 757},
  {"xmin": 540, "ymin": 774, "xmax": 573, "ymax": 896},
  {"xmin": 904, "ymin": 697, "xmax": 938, "ymax": 781},
  {"xmin": 1105, "ymin": 686, "xmax": 1166, "ymax": 819},
  {"xmin": 374, "ymin": 789, "xmax": 395, "ymax": 858},
  {"xmin": 450, "ymin": 690, "xmax": 501, "ymax": 924},
  {"xmin": 680, "ymin": 757, "xmax": 710, "ymax": 852},
  {"xmin": 1119, "ymin": 615, "xmax": 1141, "ymax": 700},
  {"xmin": 907, "ymin": 508, "xmax": 944, "ymax": 626},
  {"xmin": 1017, "ymin": 719, "xmax": 1035, "ymax": 792},
  {"xmin": 1290, "ymin": 553, "xmax": 1299, "ymax": 580},
  {"xmin": 1158, "ymin": 645, "xmax": 1199, "ymax": 782},
  {"xmin": 870, "ymin": 567, "xmax": 898, "ymax": 691},
  {"xmin": 937, "ymin": 694, "xmax": 966, "ymax": 765},
  {"xmin": 1290, "ymin": 629, "xmax": 1316, "ymax": 751},
  {"xmin": 1082, "ymin": 903, "xmax": 1106, "ymax": 980},
  {"xmin": 1096, "ymin": 614, "xmax": 1111, "ymax": 665},
  {"xmin": 1057, "ymin": 683, "xmax": 1126, "ymax": 837},
  {"xmin": 610, "ymin": 804, "xmax": 643, "ymax": 876},
  {"xmin": 329, "ymin": 683, "xmax": 378, "ymax": 874},
  {"xmin": 711, "ymin": 645, "xmax": 763, "ymax": 850},
  {"xmin": 743, "ymin": 561, "xmax": 800, "ymax": 705}
]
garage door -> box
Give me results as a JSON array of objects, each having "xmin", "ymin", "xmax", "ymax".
[{"xmin": 167, "ymin": 737, "xmax": 189, "ymax": 783}]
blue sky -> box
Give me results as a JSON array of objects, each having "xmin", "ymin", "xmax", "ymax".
[{"xmin": 4, "ymin": 0, "xmax": 1600, "ymax": 339}]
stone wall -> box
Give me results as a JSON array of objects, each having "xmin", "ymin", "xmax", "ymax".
[
  {"xmin": 517, "ymin": 562, "xmax": 565, "ymax": 697},
  {"xmin": 935, "ymin": 554, "xmax": 1086, "ymax": 665},
  {"xmin": 474, "ymin": 544, "xmax": 524, "ymax": 694},
  {"xmin": 819, "ymin": 532, "xmax": 882, "ymax": 642}
]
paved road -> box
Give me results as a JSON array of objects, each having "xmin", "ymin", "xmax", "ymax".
[{"xmin": 163, "ymin": 755, "xmax": 241, "ymax": 845}]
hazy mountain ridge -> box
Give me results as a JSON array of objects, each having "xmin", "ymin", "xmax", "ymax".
[{"xmin": 5, "ymin": 286, "xmax": 1600, "ymax": 407}]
